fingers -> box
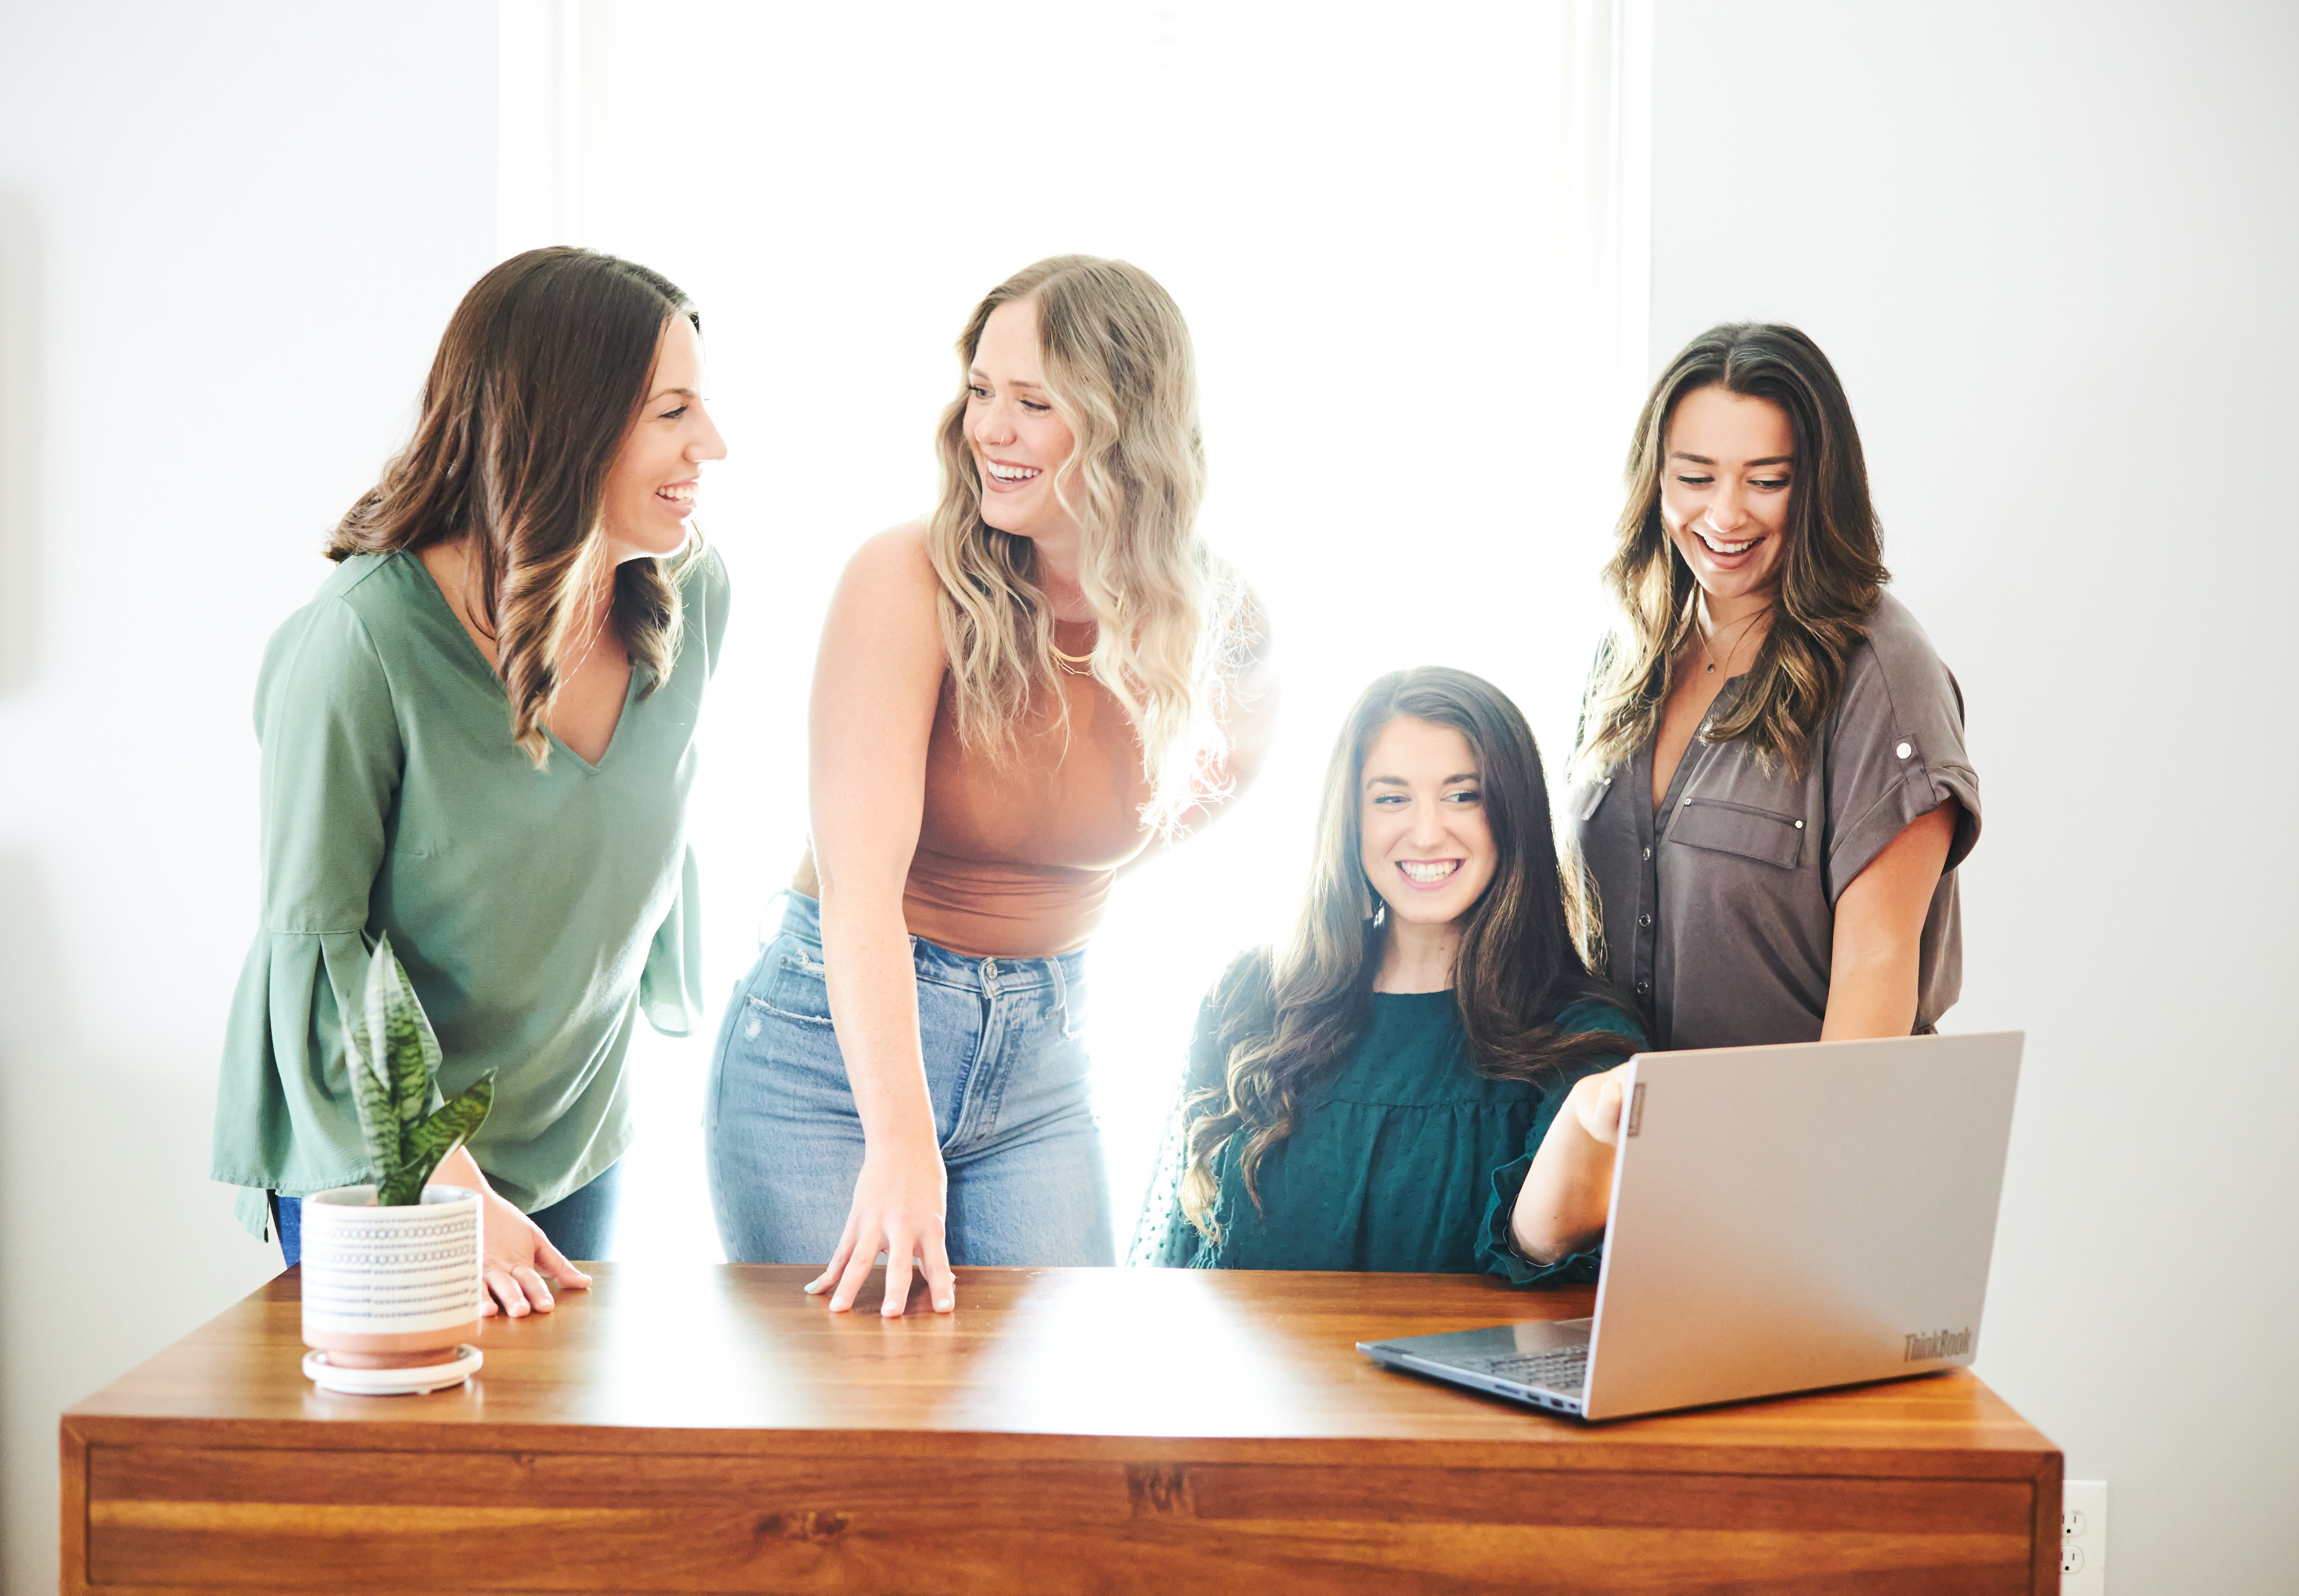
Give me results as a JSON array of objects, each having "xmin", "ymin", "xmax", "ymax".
[
  {"xmin": 921, "ymin": 1229, "xmax": 956, "ymax": 1315},
  {"xmin": 1583, "ymin": 1076, "xmax": 1627, "ymax": 1147},
  {"xmin": 531, "ymin": 1233, "xmax": 590, "ymax": 1291},
  {"xmin": 827, "ymin": 1224, "xmax": 884, "ymax": 1314},
  {"xmin": 484, "ymin": 1267, "xmax": 533, "ymax": 1318},
  {"xmin": 879, "ymin": 1234, "xmax": 915, "ymax": 1320},
  {"xmin": 807, "ymin": 1216, "xmax": 861, "ymax": 1297},
  {"xmin": 512, "ymin": 1264, "xmax": 556, "ymax": 1312}
]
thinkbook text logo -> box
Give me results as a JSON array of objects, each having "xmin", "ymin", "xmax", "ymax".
[{"xmin": 1902, "ymin": 1327, "xmax": 1973, "ymax": 1362}]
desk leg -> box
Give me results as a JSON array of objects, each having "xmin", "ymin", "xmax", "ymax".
[
  {"xmin": 2029, "ymin": 1448, "xmax": 2065, "ymax": 1596},
  {"xmin": 59, "ymin": 1417, "xmax": 90, "ymax": 1596}
]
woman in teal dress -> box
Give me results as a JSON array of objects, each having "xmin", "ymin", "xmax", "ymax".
[
  {"xmin": 1140, "ymin": 667, "xmax": 1644, "ymax": 1282},
  {"xmin": 209, "ymin": 248, "xmax": 729, "ymax": 1317}
]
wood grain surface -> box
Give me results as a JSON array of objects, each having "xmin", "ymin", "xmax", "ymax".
[{"xmin": 62, "ymin": 1263, "xmax": 2062, "ymax": 1594}]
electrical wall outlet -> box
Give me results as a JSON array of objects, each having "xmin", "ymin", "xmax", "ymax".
[{"xmin": 2062, "ymin": 1479, "xmax": 2107, "ymax": 1593}]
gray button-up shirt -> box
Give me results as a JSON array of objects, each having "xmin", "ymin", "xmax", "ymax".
[{"xmin": 1564, "ymin": 592, "xmax": 1980, "ymax": 1051}]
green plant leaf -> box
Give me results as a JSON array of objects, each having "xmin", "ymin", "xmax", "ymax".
[
  {"xmin": 345, "ymin": 947, "xmax": 402, "ymax": 1182},
  {"xmin": 379, "ymin": 1073, "xmax": 495, "ymax": 1206},
  {"xmin": 377, "ymin": 943, "xmax": 444, "ymax": 1140}
]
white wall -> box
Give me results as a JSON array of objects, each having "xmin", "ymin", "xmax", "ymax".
[
  {"xmin": 7, "ymin": 3, "xmax": 2295, "ymax": 1590},
  {"xmin": 0, "ymin": 5, "xmax": 497, "ymax": 1591},
  {"xmin": 1648, "ymin": 3, "xmax": 2299, "ymax": 1588}
]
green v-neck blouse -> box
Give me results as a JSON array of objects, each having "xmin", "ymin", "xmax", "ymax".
[
  {"xmin": 210, "ymin": 548, "xmax": 730, "ymax": 1235},
  {"xmin": 1144, "ymin": 979, "xmax": 1643, "ymax": 1283}
]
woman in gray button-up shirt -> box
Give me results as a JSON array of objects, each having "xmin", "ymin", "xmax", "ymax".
[{"xmin": 1565, "ymin": 323, "xmax": 1978, "ymax": 1051}]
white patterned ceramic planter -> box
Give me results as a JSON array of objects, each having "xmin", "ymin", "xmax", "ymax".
[{"xmin": 301, "ymin": 1184, "xmax": 482, "ymax": 1369}]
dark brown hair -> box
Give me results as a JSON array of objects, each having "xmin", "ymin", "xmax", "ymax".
[
  {"xmin": 1577, "ymin": 322, "xmax": 1889, "ymax": 780},
  {"xmin": 327, "ymin": 246, "xmax": 702, "ymax": 767},
  {"xmin": 1179, "ymin": 668, "xmax": 1634, "ymax": 1234}
]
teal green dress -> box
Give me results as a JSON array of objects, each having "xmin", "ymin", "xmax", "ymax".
[
  {"xmin": 208, "ymin": 547, "xmax": 730, "ymax": 1235},
  {"xmin": 1141, "ymin": 972, "xmax": 1642, "ymax": 1285}
]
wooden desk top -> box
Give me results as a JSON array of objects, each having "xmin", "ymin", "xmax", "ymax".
[
  {"xmin": 64, "ymin": 1265, "xmax": 2063, "ymax": 1593},
  {"xmin": 68, "ymin": 1262, "xmax": 2050, "ymax": 1475}
]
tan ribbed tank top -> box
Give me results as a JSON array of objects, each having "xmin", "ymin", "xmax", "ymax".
[{"xmin": 796, "ymin": 621, "xmax": 1155, "ymax": 958}]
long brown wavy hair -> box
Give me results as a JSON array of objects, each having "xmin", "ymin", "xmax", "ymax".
[
  {"xmin": 926, "ymin": 255, "xmax": 1251, "ymax": 831},
  {"xmin": 1179, "ymin": 668, "xmax": 1635, "ymax": 1235},
  {"xmin": 1575, "ymin": 323, "xmax": 1889, "ymax": 781},
  {"xmin": 326, "ymin": 247, "xmax": 704, "ymax": 768}
]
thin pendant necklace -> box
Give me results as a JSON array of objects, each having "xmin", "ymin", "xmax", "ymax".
[
  {"xmin": 562, "ymin": 604, "xmax": 609, "ymax": 684},
  {"xmin": 1696, "ymin": 603, "xmax": 1769, "ymax": 676}
]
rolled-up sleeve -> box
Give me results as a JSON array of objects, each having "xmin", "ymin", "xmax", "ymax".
[
  {"xmin": 1823, "ymin": 613, "xmax": 1982, "ymax": 905},
  {"xmin": 211, "ymin": 599, "xmax": 402, "ymax": 1235}
]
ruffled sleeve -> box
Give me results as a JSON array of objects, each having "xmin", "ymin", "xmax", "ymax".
[
  {"xmin": 211, "ymin": 595, "xmax": 403, "ymax": 1237},
  {"xmin": 638, "ymin": 845, "xmax": 705, "ymax": 1035},
  {"xmin": 1126, "ymin": 953, "xmax": 1266, "ymax": 1268},
  {"xmin": 1476, "ymin": 997, "xmax": 1644, "ymax": 1287}
]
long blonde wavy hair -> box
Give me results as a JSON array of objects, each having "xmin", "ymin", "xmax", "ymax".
[{"xmin": 926, "ymin": 256, "xmax": 1249, "ymax": 830}]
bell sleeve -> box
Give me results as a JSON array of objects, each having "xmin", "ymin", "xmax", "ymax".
[
  {"xmin": 634, "ymin": 544, "xmax": 731, "ymax": 1038},
  {"xmin": 210, "ymin": 597, "xmax": 402, "ymax": 1237},
  {"xmin": 638, "ymin": 844, "xmax": 705, "ymax": 1035}
]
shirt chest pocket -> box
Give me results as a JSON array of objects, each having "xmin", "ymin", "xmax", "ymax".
[
  {"xmin": 1667, "ymin": 797, "xmax": 1806, "ymax": 870},
  {"xmin": 1566, "ymin": 776, "xmax": 1613, "ymax": 822}
]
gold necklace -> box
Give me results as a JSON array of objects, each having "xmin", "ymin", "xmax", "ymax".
[
  {"xmin": 1049, "ymin": 620, "xmax": 1096, "ymax": 669},
  {"xmin": 1696, "ymin": 605, "xmax": 1768, "ymax": 675},
  {"xmin": 562, "ymin": 604, "xmax": 610, "ymax": 683}
]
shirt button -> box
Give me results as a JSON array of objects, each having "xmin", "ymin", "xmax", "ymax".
[
  {"xmin": 1896, "ymin": 741, "xmax": 1912, "ymax": 759},
  {"xmin": 1794, "ymin": 820, "xmax": 1804, "ymax": 829},
  {"xmin": 1642, "ymin": 846, "xmax": 1652, "ymax": 861},
  {"xmin": 1638, "ymin": 912, "xmax": 1653, "ymax": 927},
  {"xmin": 1636, "ymin": 980, "xmax": 1651, "ymax": 995}
]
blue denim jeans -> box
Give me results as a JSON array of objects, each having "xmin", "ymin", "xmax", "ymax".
[{"xmin": 705, "ymin": 893, "xmax": 1113, "ymax": 1266}]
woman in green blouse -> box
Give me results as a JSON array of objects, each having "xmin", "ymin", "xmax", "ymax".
[
  {"xmin": 1141, "ymin": 668, "xmax": 1644, "ymax": 1282},
  {"xmin": 210, "ymin": 248, "xmax": 729, "ymax": 1318}
]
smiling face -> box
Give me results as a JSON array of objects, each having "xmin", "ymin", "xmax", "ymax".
[
  {"xmin": 966, "ymin": 297, "xmax": 1079, "ymax": 540},
  {"xmin": 600, "ymin": 315, "xmax": 726, "ymax": 561},
  {"xmin": 1659, "ymin": 384, "xmax": 1795, "ymax": 606},
  {"xmin": 1359, "ymin": 715, "xmax": 1498, "ymax": 931}
]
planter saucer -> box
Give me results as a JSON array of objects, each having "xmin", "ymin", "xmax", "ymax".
[{"xmin": 304, "ymin": 1343, "xmax": 483, "ymax": 1396}]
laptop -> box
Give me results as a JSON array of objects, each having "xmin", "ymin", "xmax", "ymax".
[{"xmin": 1357, "ymin": 1031, "xmax": 2024, "ymax": 1421}]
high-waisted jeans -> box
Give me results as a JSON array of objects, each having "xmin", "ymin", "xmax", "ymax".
[{"xmin": 704, "ymin": 893, "xmax": 1114, "ymax": 1266}]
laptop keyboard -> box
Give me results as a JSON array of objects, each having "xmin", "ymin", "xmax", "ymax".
[{"xmin": 1474, "ymin": 1346, "xmax": 1590, "ymax": 1394}]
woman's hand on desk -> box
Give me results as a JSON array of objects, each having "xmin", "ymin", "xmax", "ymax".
[
  {"xmin": 1509, "ymin": 1062, "xmax": 1632, "ymax": 1266},
  {"xmin": 430, "ymin": 1146, "xmax": 592, "ymax": 1317},
  {"xmin": 807, "ymin": 1135, "xmax": 957, "ymax": 1318}
]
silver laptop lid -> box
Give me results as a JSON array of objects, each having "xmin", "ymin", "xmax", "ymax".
[{"xmin": 1581, "ymin": 1031, "xmax": 2023, "ymax": 1421}]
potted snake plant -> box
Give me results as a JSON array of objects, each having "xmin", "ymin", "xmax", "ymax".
[{"xmin": 299, "ymin": 934, "xmax": 496, "ymax": 1395}]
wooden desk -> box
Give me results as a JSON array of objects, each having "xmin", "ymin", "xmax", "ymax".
[{"xmin": 62, "ymin": 1263, "xmax": 2060, "ymax": 1594}]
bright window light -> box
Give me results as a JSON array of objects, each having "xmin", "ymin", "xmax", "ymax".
[{"xmin": 501, "ymin": 0, "xmax": 1651, "ymax": 1263}]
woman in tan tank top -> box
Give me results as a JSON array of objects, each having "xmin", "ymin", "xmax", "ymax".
[{"xmin": 705, "ymin": 257, "xmax": 1276, "ymax": 1314}]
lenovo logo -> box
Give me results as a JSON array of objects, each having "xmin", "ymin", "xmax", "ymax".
[{"xmin": 1903, "ymin": 1327, "xmax": 1973, "ymax": 1362}]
